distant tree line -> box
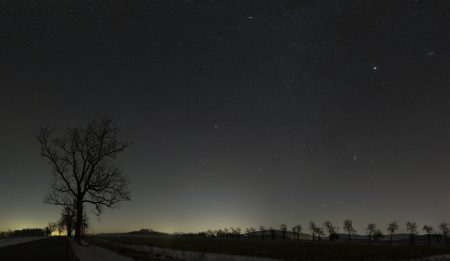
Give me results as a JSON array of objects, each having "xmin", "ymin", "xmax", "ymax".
[
  {"xmin": 173, "ymin": 220, "xmax": 450, "ymax": 245},
  {"xmin": 0, "ymin": 228, "xmax": 46, "ymax": 238}
]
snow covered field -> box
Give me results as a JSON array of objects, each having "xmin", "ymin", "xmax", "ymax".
[
  {"xmin": 0, "ymin": 237, "xmax": 45, "ymax": 248},
  {"xmin": 70, "ymin": 240, "xmax": 133, "ymax": 261}
]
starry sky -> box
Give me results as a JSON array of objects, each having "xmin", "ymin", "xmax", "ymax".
[{"xmin": 1, "ymin": 0, "xmax": 450, "ymax": 234}]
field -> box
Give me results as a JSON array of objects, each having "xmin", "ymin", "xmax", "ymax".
[{"xmin": 89, "ymin": 236, "xmax": 450, "ymax": 260}]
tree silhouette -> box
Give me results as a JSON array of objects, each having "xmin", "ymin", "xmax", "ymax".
[
  {"xmin": 60, "ymin": 205, "xmax": 76, "ymax": 237},
  {"xmin": 235, "ymin": 227, "xmax": 241, "ymax": 239},
  {"xmin": 387, "ymin": 221, "xmax": 399, "ymax": 244},
  {"xmin": 37, "ymin": 117, "xmax": 131, "ymax": 244},
  {"xmin": 366, "ymin": 223, "xmax": 376, "ymax": 243},
  {"xmin": 406, "ymin": 221, "xmax": 417, "ymax": 244},
  {"xmin": 343, "ymin": 219, "xmax": 355, "ymax": 243},
  {"xmin": 46, "ymin": 222, "xmax": 57, "ymax": 236},
  {"xmin": 292, "ymin": 224, "xmax": 302, "ymax": 240},
  {"xmin": 315, "ymin": 227, "xmax": 325, "ymax": 241},
  {"xmin": 422, "ymin": 225, "xmax": 434, "ymax": 244},
  {"xmin": 324, "ymin": 221, "xmax": 337, "ymax": 241},
  {"xmin": 280, "ymin": 224, "xmax": 287, "ymax": 240},
  {"xmin": 57, "ymin": 220, "xmax": 64, "ymax": 236},
  {"xmin": 259, "ymin": 225, "xmax": 265, "ymax": 240},
  {"xmin": 309, "ymin": 222, "xmax": 317, "ymax": 241},
  {"xmin": 373, "ymin": 229, "xmax": 384, "ymax": 242},
  {"xmin": 439, "ymin": 222, "xmax": 449, "ymax": 244}
]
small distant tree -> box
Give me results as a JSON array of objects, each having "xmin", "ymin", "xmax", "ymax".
[
  {"xmin": 387, "ymin": 221, "xmax": 399, "ymax": 244},
  {"xmin": 223, "ymin": 228, "xmax": 229, "ymax": 238},
  {"xmin": 366, "ymin": 223, "xmax": 377, "ymax": 242},
  {"xmin": 259, "ymin": 225, "xmax": 265, "ymax": 240},
  {"xmin": 343, "ymin": 219, "xmax": 355, "ymax": 243},
  {"xmin": 292, "ymin": 224, "xmax": 302, "ymax": 240},
  {"xmin": 373, "ymin": 229, "xmax": 384, "ymax": 242},
  {"xmin": 439, "ymin": 222, "xmax": 449, "ymax": 244},
  {"xmin": 45, "ymin": 227, "xmax": 50, "ymax": 237},
  {"xmin": 324, "ymin": 221, "xmax": 337, "ymax": 241},
  {"xmin": 235, "ymin": 227, "xmax": 241, "ymax": 239},
  {"xmin": 406, "ymin": 222, "xmax": 417, "ymax": 244},
  {"xmin": 422, "ymin": 225, "xmax": 433, "ymax": 244},
  {"xmin": 309, "ymin": 222, "xmax": 317, "ymax": 241},
  {"xmin": 270, "ymin": 227, "xmax": 276, "ymax": 240},
  {"xmin": 280, "ymin": 224, "xmax": 287, "ymax": 240},
  {"xmin": 57, "ymin": 220, "xmax": 64, "ymax": 236},
  {"xmin": 46, "ymin": 222, "xmax": 57, "ymax": 236},
  {"xmin": 315, "ymin": 227, "xmax": 325, "ymax": 241},
  {"xmin": 61, "ymin": 205, "xmax": 76, "ymax": 237},
  {"xmin": 366, "ymin": 223, "xmax": 376, "ymax": 243}
]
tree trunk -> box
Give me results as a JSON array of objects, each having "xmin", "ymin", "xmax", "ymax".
[
  {"xmin": 67, "ymin": 225, "xmax": 72, "ymax": 237},
  {"xmin": 74, "ymin": 200, "xmax": 83, "ymax": 244},
  {"xmin": 389, "ymin": 233, "xmax": 393, "ymax": 244}
]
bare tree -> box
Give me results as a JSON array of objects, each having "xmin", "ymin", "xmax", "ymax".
[
  {"xmin": 373, "ymin": 229, "xmax": 384, "ymax": 242},
  {"xmin": 406, "ymin": 221, "xmax": 417, "ymax": 244},
  {"xmin": 315, "ymin": 227, "xmax": 325, "ymax": 241},
  {"xmin": 309, "ymin": 222, "xmax": 317, "ymax": 241},
  {"xmin": 292, "ymin": 224, "xmax": 302, "ymax": 240},
  {"xmin": 423, "ymin": 225, "xmax": 433, "ymax": 244},
  {"xmin": 37, "ymin": 117, "xmax": 131, "ymax": 244},
  {"xmin": 259, "ymin": 225, "xmax": 265, "ymax": 240},
  {"xmin": 280, "ymin": 224, "xmax": 287, "ymax": 240},
  {"xmin": 61, "ymin": 205, "xmax": 76, "ymax": 237},
  {"xmin": 343, "ymin": 219, "xmax": 355, "ymax": 243},
  {"xmin": 324, "ymin": 221, "xmax": 337, "ymax": 242},
  {"xmin": 439, "ymin": 222, "xmax": 449, "ymax": 244},
  {"xmin": 235, "ymin": 227, "xmax": 241, "ymax": 239},
  {"xmin": 366, "ymin": 223, "xmax": 376, "ymax": 243},
  {"xmin": 57, "ymin": 219, "xmax": 64, "ymax": 236},
  {"xmin": 387, "ymin": 221, "xmax": 398, "ymax": 244},
  {"xmin": 46, "ymin": 222, "xmax": 57, "ymax": 236}
]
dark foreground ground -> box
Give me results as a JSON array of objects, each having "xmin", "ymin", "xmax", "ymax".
[
  {"xmin": 0, "ymin": 237, "xmax": 76, "ymax": 261},
  {"xmin": 91, "ymin": 236, "xmax": 450, "ymax": 260}
]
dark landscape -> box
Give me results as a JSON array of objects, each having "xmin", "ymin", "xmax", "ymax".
[{"xmin": 1, "ymin": 1, "xmax": 450, "ymax": 260}]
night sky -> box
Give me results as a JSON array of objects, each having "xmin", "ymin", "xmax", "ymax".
[{"xmin": 1, "ymin": 0, "xmax": 450, "ymax": 234}]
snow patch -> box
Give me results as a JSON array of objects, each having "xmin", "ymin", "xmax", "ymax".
[{"xmin": 70, "ymin": 240, "xmax": 133, "ymax": 261}]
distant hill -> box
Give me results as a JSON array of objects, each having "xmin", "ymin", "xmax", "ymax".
[{"xmin": 127, "ymin": 228, "xmax": 168, "ymax": 236}]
